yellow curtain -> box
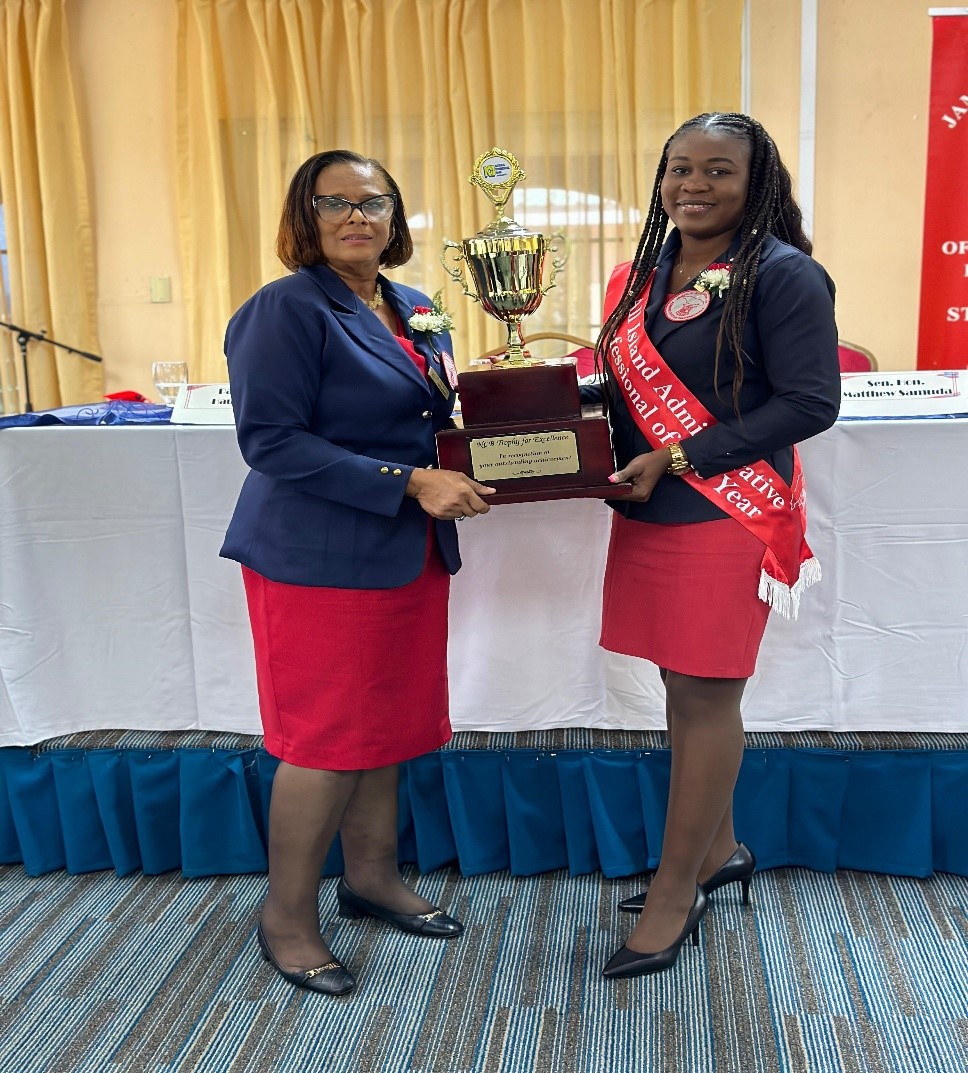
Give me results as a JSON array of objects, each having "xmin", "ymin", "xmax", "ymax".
[
  {"xmin": 0, "ymin": 0, "xmax": 102, "ymax": 412},
  {"xmin": 177, "ymin": 0, "xmax": 742, "ymax": 379}
]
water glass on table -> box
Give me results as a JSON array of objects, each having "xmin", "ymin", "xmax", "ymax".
[{"xmin": 152, "ymin": 362, "xmax": 189, "ymax": 407}]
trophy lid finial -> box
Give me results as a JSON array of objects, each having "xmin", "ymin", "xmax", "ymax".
[{"xmin": 470, "ymin": 149, "xmax": 528, "ymax": 233}]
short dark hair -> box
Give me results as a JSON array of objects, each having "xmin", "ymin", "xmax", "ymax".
[{"xmin": 276, "ymin": 150, "xmax": 414, "ymax": 272}]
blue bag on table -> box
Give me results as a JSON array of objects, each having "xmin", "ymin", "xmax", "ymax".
[{"xmin": 0, "ymin": 401, "xmax": 172, "ymax": 429}]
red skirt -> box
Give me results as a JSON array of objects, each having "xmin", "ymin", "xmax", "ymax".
[
  {"xmin": 241, "ymin": 540, "xmax": 452, "ymax": 770},
  {"xmin": 600, "ymin": 514, "xmax": 770, "ymax": 679}
]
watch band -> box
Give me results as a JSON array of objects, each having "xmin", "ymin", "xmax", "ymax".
[{"xmin": 667, "ymin": 441, "xmax": 691, "ymax": 475}]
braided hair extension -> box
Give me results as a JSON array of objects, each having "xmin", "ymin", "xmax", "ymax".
[{"xmin": 596, "ymin": 113, "xmax": 811, "ymax": 416}]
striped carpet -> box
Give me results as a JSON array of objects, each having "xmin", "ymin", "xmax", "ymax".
[{"xmin": 1, "ymin": 862, "xmax": 966, "ymax": 1072}]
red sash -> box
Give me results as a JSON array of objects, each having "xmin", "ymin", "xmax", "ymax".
[{"xmin": 604, "ymin": 263, "xmax": 820, "ymax": 619}]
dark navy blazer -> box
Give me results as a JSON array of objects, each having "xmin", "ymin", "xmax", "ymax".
[
  {"xmin": 220, "ymin": 264, "xmax": 460, "ymax": 587},
  {"xmin": 585, "ymin": 232, "xmax": 841, "ymax": 524}
]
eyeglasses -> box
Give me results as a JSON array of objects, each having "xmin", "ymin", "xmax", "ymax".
[{"xmin": 311, "ymin": 194, "xmax": 397, "ymax": 222}]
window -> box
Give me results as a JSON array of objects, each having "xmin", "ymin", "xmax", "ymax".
[
  {"xmin": 407, "ymin": 185, "xmax": 643, "ymax": 345},
  {"xmin": 509, "ymin": 187, "xmax": 642, "ymax": 341}
]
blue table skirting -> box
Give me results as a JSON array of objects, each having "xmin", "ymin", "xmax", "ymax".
[{"xmin": 1, "ymin": 746, "xmax": 966, "ymax": 879}]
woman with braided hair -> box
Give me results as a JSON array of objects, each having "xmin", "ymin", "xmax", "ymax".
[{"xmin": 588, "ymin": 113, "xmax": 840, "ymax": 980}]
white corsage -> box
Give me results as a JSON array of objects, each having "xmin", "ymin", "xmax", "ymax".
[
  {"xmin": 408, "ymin": 290, "xmax": 455, "ymax": 335},
  {"xmin": 693, "ymin": 263, "xmax": 732, "ymax": 298}
]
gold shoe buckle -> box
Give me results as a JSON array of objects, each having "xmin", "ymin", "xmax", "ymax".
[{"xmin": 303, "ymin": 962, "xmax": 340, "ymax": 978}]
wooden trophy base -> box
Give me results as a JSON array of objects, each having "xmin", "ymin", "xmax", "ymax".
[{"xmin": 437, "ymin": 361, "xmax": 632, "ymax": 504}]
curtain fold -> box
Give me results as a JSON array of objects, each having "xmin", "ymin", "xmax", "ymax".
[
  {"xmin": 3, "ymin": 745, "xmax": 967, "ymax": 880},
  {"xmin": 0, "ymin": 0, "xmax": 103, "ymax": 411},
  {"xmin": 176, "ymin": 0, "xmax": 743, "ymax": 380}
]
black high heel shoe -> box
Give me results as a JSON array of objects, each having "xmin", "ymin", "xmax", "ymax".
[
  {"xmin": 617, "ymin": 843, "xmax": 756, "ymax": 913},
  {"xmin": 336, "ymin": 878, "xmax": 464, "ymax": 938},
  {"xmin": 256, "ymin": 923, "xmax": 356, "ymax": 996},
  {"xmin": 602, "ymin": 886, "xmax": 708, "ymax": 980}
]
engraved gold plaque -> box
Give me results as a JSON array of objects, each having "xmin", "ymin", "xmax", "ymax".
[{"xmin": 468, "ymin": 430, "xmax": 580, "ymax": 482}]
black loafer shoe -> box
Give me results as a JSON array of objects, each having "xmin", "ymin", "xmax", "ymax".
[
  {"xmin": 618, "ymin": 843, "xmax": 757, "ymax": 913},
  {"xmin": 336, "ymin": 878, "xmax": 463, "ymax": 938},
  {"xmin": 256, "ymin": 923, "xmax": 355, "ymax": 996}
]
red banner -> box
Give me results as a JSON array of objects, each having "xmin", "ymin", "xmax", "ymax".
[{"xmin": 917, "ymin": 12, "xmax": 968, "ymax": 368}]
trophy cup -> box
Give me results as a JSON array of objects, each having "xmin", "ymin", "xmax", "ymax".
[{"xmin": 436, "ymin": 148, "xmax": 631, "ymax": 504}]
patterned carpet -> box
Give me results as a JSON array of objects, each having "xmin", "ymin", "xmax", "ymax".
[{"xmin": 1, "ymin": 862, "xmax": 966, "ymax": 1072}]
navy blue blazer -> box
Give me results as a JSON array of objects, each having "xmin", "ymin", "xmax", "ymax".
[
  {"xmin": 586, "ymin": 232, "xmax": 841, "ymax": 524},
  {"xmin": 220, "ymin": 264, "xmax": 460, "ymax": 587}
]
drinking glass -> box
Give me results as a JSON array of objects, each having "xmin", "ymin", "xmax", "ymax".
[{"xmin": 152, "ymin": 362, "xmax": 189, "ymax": 407}]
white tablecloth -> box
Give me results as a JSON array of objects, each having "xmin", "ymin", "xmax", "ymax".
[{"xmin": 0, "ymin": 419, "xmax": 965, "ymax": 746}]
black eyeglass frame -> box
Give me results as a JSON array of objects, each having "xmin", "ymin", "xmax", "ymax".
[{"xmin": 311, "ymin": 194, "xmax": 398, "ymax": 221}]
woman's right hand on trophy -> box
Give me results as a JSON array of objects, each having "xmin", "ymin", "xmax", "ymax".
[{"xmin": 405, "ymin": 468, "xmax": 496, "ymax": 520}]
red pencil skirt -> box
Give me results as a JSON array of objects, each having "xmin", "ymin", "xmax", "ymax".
[
  {"xmin": 600, "ymin": 514, "xmax": 770, "ymax": 679},
  {"xmin": 241, "ymin": 541, "xmax": 452, "ymax": 771}
]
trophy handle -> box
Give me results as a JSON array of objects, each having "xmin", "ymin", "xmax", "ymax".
[
  {"xmin": 440, "ymin": 239, "xmax": 481, "ymax": 304},
  {"xmin": 541, "ymin": 230, "xmax": 570, "ymax": 296}
]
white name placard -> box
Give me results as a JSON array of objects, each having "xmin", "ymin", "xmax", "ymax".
[
  {"xmin": 838, "ymin": 370, "xmax": 967, "ymax": 419},
  {"xmin": 170, "ymin": 383, "xmax": 235, "ymax": 425}
]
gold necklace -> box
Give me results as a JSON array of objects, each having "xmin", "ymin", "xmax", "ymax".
[
  {"xmin": 363, "ymin": 283, "xmax": 383, "ymax": 310},
  {"xmin": 674, "ymin": 256, "xmax": 708, "ymax": 281}
]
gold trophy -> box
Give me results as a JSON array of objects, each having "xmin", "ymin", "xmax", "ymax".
[
  {"xmin": 441, "ymin": 149, "xmax": 565, "ymax": 364},
  {"xmin": 436, "ymin": 148, "xmax": 631, "ymax": 504}
]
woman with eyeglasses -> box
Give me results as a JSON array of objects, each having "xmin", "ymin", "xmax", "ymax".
[{"xmin": 221, "ymin": 150, "xmax": 494, "ymax": 997}]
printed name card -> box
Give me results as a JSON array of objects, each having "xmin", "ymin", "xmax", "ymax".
[
  {"xmin": 838, "ymin": 370, "xmax": 967, "ymax": 419},
  {"xmin": 169, "ymin": 383, "xmax": 235, "ymax": 425}
]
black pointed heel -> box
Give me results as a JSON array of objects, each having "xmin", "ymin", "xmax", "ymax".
[
  {"xmin": 336, "ymin": 878, "xmax": 463, "ymax": 938},
  {"xmin": 256, "ymin": 923, "xmax": 356, "ymax": 996},
  {"xmin": 602, "ymin": 887, "xmax": 708, "ymax": 980},
  {"xmin": 618, "ymin": 843, "xmax": 757, "ymax": 913},
  {"xmin": 617, "ymin": 884, "xmax": 653, "ymax": 914}
]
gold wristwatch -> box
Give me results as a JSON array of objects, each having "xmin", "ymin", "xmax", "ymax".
[{"xmin": 667, "ymin": 441, "xmax": 691, "ymax": 475}]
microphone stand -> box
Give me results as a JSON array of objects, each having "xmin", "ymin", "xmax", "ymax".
[{"xmin": 0, "ymin": 319, "xmax": 103, "ymax": 413}]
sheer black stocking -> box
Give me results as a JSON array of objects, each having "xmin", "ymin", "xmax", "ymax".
[
  {"xmin": 660, "ymin": 667, "xmax": 742, "ymax": 883},
  {"xmin": 258, "ymin": 761, "xmax": 433, "ymax": 972},
  {"xmin": 258, "ymin": 761, "xmax": 360, "ymax": 972},
  {"xmin": 626, "ymin": 670, "xmax": 747, "ymax": 954},
  {"xmin": 339, "ymin": 765, "xmax": 434, "ymax": 915}
]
